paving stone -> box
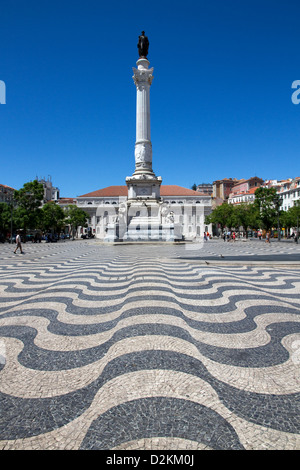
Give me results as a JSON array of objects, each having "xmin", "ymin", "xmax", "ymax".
[{"xmin": 0, "ymin": 239, "xmax": 299, "ymax": 450}]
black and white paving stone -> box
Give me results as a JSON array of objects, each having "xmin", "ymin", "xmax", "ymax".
[{"xmin": 0, "ymin": 239, "xmax": 299, "ymax": 450}]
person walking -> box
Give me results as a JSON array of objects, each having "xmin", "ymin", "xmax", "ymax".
[
  {"xmin": 258, "ymin": 230, "xmax": 262, "ymax": 240},
  {"xmin": 14, "ymin": 231, "xmax": 23, "ymax": 254},
  {"xmin": 266, "ymin": 231, "xmax": 270, "ymax": 243}
]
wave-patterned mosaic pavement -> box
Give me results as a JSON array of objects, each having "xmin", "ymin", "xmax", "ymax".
[{"xmin": 0, "ymin": 240, "xmax": 299, "ymax": 450}]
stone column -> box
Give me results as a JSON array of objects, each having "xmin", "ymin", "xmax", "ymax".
[
  {"xmin": 132, "ymin": 58, "xmax": 155, "ymax": 178},
  {"xmin": 126, "ymin": 51, "xmax": 162, "ymax": 203}
]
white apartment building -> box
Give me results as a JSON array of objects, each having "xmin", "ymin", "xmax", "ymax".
[
  {"xmin": 277, "ymin": 177, "xmax": 300, "ymax": 211},
  {"xmin": 228, "ymin": 187, "xmax": 258, "ymax": 205}
]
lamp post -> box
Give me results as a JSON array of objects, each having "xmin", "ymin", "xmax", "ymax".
[{"xmin": 274, "ymin": 196, "xmax": 282, "ymax": 242}]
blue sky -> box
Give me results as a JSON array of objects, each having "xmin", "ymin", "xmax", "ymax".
[{"xmin": 0, "ymin": 0, "xmax": 299, "ymax": 197}]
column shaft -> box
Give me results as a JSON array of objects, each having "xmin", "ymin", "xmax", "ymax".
[{"xmin": 136, "ymin": 84, "xmax": 151, "ymax": 143}]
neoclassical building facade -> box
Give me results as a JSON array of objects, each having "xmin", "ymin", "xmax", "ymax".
[{"xmin": 77, "ymin": 185, "xmax": 212, "ymax": 242}]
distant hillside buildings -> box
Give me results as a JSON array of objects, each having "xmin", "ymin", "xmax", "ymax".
[
  {"xmin": 265, "ymin": 177, "xmax": 300, "ymax": 212},
  {"xmin": 210, "ymin": 176, "xmax": 300, "ymax": 211}
]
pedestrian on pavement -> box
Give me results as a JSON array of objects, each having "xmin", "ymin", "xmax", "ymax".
[
  {"xmin": 266, "ymin": 231, "xmax": 270, "ymax": 243},
  {"xmin": 14, "ymin": 231, "xmax": 23, "ymax": 254},
  {"xmin": 204, "ymin": 232, "xmax": 207, "ymax": 241}
]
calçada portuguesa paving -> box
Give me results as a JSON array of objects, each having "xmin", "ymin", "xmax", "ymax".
[{"xmin": 0, "ymin": 237, "xmax": 299, "ymax": 450}]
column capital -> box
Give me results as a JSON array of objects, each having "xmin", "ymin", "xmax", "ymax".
[{"xmin": 132, "ymin": 58, "xmax": 154, "ymax": 87}]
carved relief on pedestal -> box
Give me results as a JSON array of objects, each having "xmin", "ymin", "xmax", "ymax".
[{"xmin": 135, "ymin": 141, "xmax": 152, "ymax": 164}]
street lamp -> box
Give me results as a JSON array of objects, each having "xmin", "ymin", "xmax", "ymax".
[{"xmin": 274, "ymin": 196, "xmax": 282, "ymax": 242}]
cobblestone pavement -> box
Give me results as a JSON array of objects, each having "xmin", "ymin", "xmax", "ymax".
[{"xmin": 0, "ymin": 239, "xmax": 299, "ymax": 450}]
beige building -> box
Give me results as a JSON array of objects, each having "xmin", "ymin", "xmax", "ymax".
[{"xmin": 212, "ymin": 178, "xmax": 239, "ymax": 202}]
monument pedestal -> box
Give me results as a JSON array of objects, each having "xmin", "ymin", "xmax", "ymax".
[
  {"xmin": 122, "ymin": 199, "xmax": 174, "ymax": 242},
  {"xmin": 126, "ymin": 175, "xmax": 162, "ymax": 200}
]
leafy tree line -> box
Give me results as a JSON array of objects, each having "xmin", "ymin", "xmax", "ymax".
[
  {"xmin": 0, "ymin": 181, "xmax": 89, "ymax": 241},
  {"xmin": 205, "ymin": 187, "xmax": 300, "ymax": 237}
]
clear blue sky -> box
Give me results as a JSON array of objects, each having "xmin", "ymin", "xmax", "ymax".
[{"xmin": 1, "ymin": 0, "xmax": 299, "ymax": 197}]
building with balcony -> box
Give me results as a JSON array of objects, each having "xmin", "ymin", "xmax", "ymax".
[
  {"xmin": 277, "ymin": 177, "xmax": 300, "ymax": 211},
  {"xmin": 196, "ymin": 183, "xmax": 213, "ymax": 195},
  {"xmin": 228, "ymin": 187, "xmax": 260, "ymax": 205},
  {"xmin": 230, "ymin": 177, "xmax": 264, "ymax": 196}
]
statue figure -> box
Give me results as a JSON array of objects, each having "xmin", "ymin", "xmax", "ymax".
[{"xmin": 137, "ymin": 31, "xmax": 149, "ymax": 58}]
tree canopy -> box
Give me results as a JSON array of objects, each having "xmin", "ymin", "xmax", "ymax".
[
  {"xmin": 65, "ymin": 205, "xmax": 88, "ymax": 239},
  {"xmin": 205, "ymin": 187, "xmax": 288, "ymax": 236},
  {"xmin": 0, "ymin": 180, "xmax": 89, "ymax": 240},
  {"xmin": 13, "ymin": 180, "xmax": 44, "ymax": 233},
  {"xmin": 41, "ymin": 201, "xmax": 66, "ymax": 233},
  {"xmin": 253, "ymin": 187, "xmax": 282, "ymax": 231}
]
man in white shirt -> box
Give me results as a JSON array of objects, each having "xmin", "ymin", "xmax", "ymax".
[{"xmin": 14, "ymin": 231, "xmax": 23, "ymax": 254}]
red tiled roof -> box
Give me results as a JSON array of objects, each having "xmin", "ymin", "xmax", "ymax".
[
  {"xmin": 57, "ymin": 198, "xmax": 77, "ymax": 204},
  {"xmin": 232, "ymin": 179, "xmax": 246, "ymax": 186},
  {"xmin": 0, "ymin": 184, "xmax": 15, "ymax": 190},
  {"xmin": 230, "ymin": 186, "xmax": 260, "ymax": 197},
  {"xmin": 160, "ymin": 185, "xmax": 205, "ymax": 196},
  {"xmin": 78, "ymin": 185, "xmax": 206, "ymax": 198},
  {"xmin": 79, "ymin": 186, "xmax": 128, "ymax": 197},
  {"xmin": 248, "ymin": 186, "xmax": 260, "ymax": 194}
]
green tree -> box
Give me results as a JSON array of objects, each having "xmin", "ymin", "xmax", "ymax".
[
  {"xmin": 13, "ymin": 181, "xmax": 44, "ymax": 237},
  {"xmin": 191, "ymin": 183, "xmax": 197, "ymax": 191},
  {"xmin": 234, "ymin": 203, "xmax": 260, "ymax": 236},
  {"xmin": 233, "ymin": 203, "xmax": 250, "ymax": 236},
  {"xmin": 0, "ymin": 203, "xmax": 12, "ymax": 238},
  {"xmin": 205, "ymin": 202, "xmax": 235, "ymax": 232},
  {"xmin": 41, "ymin": 201, "xmax": 66, "ymax": 234},
  {"xmin": 254, "ymin": 187, "xmax": 281, "ymax": 232},
  {"xmin": 65, "ymin": 205, "xmax": 88, "ymax": 239},
  {"xmin": 283, "ymin": 202, "xmax": 300, "ymax": 232}
]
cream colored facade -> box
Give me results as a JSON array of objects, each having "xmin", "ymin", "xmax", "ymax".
[{"xmin": 77, "ymin": 186, "xmax": 212, "ymax": 242}]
